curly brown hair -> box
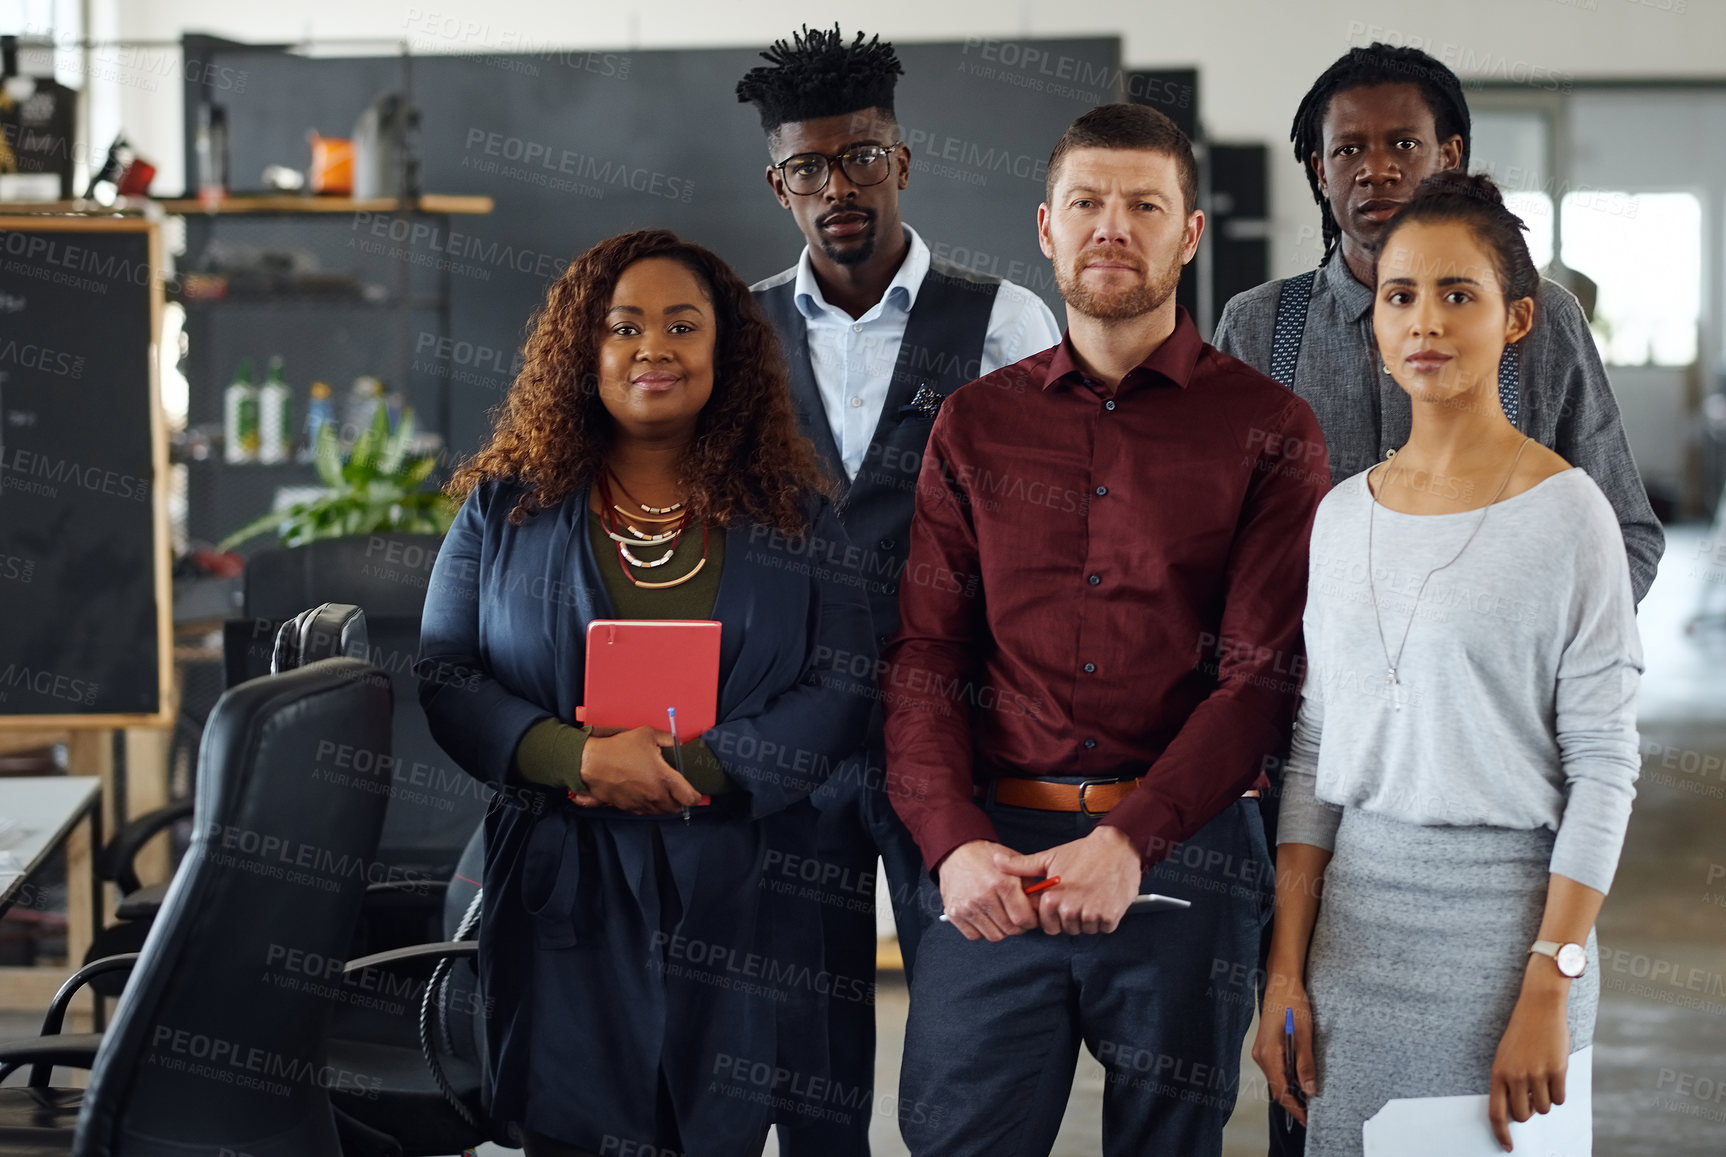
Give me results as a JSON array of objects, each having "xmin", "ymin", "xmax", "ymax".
[{"xmin": 448, "ymin": 229, "xmax": 830, "ymax": 534}]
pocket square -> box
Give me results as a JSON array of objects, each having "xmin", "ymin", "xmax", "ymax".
[{"xmin": 898, "ymin": 384, "xmax": 945, "ymax": 420}]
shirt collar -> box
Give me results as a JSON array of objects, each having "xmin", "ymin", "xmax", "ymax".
[
  {"xmin": 1317, "ymin": 244, "xmax": 1376, "ymax": 322},
  {"xmin": 792, "ymin": 224, "xmax": 930, "ymax": 321},
  {"xmin": 1041, "ymin": 306, "xmax": 1204, "ymax": 394}
]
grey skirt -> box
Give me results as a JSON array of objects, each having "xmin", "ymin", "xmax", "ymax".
[{"xmin": 1304, "ymin": 806, "xmax": 1597, "ymax": 1157}]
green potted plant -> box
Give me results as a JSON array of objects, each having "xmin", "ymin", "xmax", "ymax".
[{"xmin": 219, "ymin": 405, "xmax": 457, "ymax": 549}]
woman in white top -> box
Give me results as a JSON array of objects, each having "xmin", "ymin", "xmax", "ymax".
[{"xmin": 1252, "ymin": 171, "xmax": 1643, "ymax": 1155}]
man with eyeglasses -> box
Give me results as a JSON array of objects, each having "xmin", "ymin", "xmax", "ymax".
[{"xmin": 737, "ymin": 25, "xmax": 1059, "ymax": 1157}]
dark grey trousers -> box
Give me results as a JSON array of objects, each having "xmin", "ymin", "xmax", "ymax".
[
  {"xmin": 776, "ymin": 748, "xmax": 933, "ymax": 1157},
  {"xmin": 899, "ymin": 795, "xmax": 1273, "ymax": 1157}
]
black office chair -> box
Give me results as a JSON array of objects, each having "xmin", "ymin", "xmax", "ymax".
[
  {"xmin": 101, "ymin": 529, "xmax": 466, "ymax": 965},
  {"xmin": 0, "ymin": 657, "xmax": 393, "ymax": 1155},
  {"xmin": 224, "ymin": 534, "xmax": 482, "ymax": 947},
  {"xmin": 324, "ymin": 847, "xmax": 496, "ymax": 1155},
  {"xmin": 269, "ymin": 608, "xmax": 499, "ymax": 1153},
  {"xmin": 80, "ymin": 603, "xmax": 375, "ymax": 992}
]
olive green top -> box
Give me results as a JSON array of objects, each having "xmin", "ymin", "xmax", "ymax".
[{"xmin": 511, "ymin": 517, "xmax": 730, "ymax": 796}]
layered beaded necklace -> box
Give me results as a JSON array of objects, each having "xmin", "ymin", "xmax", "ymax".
[{"xmin": 595, "ymin": 469, "xmax": 709, "ymax": 590}]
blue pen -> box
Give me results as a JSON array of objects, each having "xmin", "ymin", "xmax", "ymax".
[
  {"xmin": 1282, "ymin": 1006, "xmax": 1307, "ymax": 1130},
  {"xmin": 668, "ymin": 706, "xmax": 689, "ymax": 823}
]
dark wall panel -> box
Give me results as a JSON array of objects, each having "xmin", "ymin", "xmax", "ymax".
[{"xmin": 184, "ymin": 37, "xmax": 1121, "ymax": 464}]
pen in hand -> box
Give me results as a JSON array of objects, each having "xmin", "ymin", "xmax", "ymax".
[
  {"xmin": 937, "ymin": 876, "xmax": 1061, "ymax": 922},
  {"xmin": 667, "ymin": 706, "xmax": 690, "ymax": 823},
  {"xmin": 1282, "ymin": 1006, "xmax": 1307, "ymax": 1131}
]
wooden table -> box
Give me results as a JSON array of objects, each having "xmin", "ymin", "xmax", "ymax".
[{"xmin": 0, "ymin": 777, "xmax": 103, "ymax": 1015}]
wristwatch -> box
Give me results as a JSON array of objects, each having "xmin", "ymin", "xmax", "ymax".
[{"xmin": 1528, "ymin": 939, "xmax": 1587, "ymax": 978}]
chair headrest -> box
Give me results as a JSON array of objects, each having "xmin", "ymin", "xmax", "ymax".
[{"xmin": 271, "ymin": 603, "xmax": 369, "ymax": 674}]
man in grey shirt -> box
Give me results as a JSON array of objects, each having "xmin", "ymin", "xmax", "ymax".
[{"xmin": 1214, "ymin": 42, "xmax": 1661, "ymax": 605}]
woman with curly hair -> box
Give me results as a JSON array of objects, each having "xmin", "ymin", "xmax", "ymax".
[{"xmin": 418, "ymin": 229, "xmax": 876, "ymax": 1157}]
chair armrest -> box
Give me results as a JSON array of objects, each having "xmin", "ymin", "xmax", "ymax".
[
  {"xmin": 344, "ymin": 940, "xmax": 478, "ymax": 975},
  {"xmin": 105, "ymin": 800, "xmax": 194, "ymax": 895},
  {"xmin": 28, "ymin": 953, "xmax": 139, "ymax": 1085},
  {"xmin": 39, "ymin": 954, "xmax": 140, "ymax": 1036},
  {"xmin": 0, "ymin": 1033, "xmax": 104, "ymax": 1085}
]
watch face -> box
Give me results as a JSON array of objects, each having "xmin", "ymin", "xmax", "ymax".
[{"xmin": 1556, "ymin": 943, "xmax": 1587, "ymax": 977}]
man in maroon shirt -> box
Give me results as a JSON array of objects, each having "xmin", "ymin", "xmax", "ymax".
[{"xmin": 884, "ymin": 104, "xmax": 1329, "ymax": 1156}]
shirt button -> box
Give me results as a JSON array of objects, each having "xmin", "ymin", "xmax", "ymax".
[
  {"xmin": 852, "ymin": 323, "xmax": 863, "ymax": 333},
  {"xmin": 1104, "ymin": 400, "xmax": 1116, "ymax": 411},
  {"xmin": 1083, "ymin": 738, "xmax": 1097, "ymax": 749},
  {"xmin": 1087, "ymin": 574, "xmax": 1101, "ymax": 586},
  {"xmin": 878, "ymin": 538, "xmax": 895, "ymax": 551},
  {"xmin": 1094, "ymin": 486, "xmax": 1107, "ymax": 497},
  {"xmin": 850, "ymin": 396, "xmax": 863, "ymax": 407},
  {"xmin": 1083, "ymin": 662, "xmax": 1096, "ymax": 673}
]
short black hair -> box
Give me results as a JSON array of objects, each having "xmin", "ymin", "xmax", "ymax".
[
  {"xmin": 1292, "ymin": 44, "xmax": 1472, "ymax": 258},
  {"xmin": 1379, "ymin": 171, "xmax": 1539, "ymax": 320},
  {"xmin": 1046, "ymin": 103, "xmax": 1198, "ymax": 212},
  {"xmin": 735, "ymin": 25, "xmax": 903, "ymax": 136}
]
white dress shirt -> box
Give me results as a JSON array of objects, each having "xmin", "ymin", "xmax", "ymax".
[{"xmin": 782, "ymin": 225, "xmax": 1062, "ymax": 479}]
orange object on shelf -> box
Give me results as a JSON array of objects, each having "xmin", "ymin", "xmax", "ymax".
[
  {"xmin": 307, "ymin": 133, "xmax": 354, "ymax": 195},
  {"xmin": 116, "ymin": 158, "xmax": 157, "ymax": 197}
]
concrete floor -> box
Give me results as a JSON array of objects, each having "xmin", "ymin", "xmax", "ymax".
[{"xmin": 7, "ymin": 529, "xmax": 1724, "ymax": 1154}]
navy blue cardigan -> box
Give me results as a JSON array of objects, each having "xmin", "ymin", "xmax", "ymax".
[{"xmin": 416, "ymin": 479, "xmax": 875, "ymax": 1149}]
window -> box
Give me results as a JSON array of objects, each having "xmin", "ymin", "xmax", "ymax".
[
  {"xmin": 1471, "ymin": 110, "xmax": 1555, "ymax": 270},
  {"xmin": 1504, "ymin": 191, "xmax": 1555, "ymax": 272},
  {"xmin": 1560, "ymin": 191, "xmax": 1702, "ymax": 366}
]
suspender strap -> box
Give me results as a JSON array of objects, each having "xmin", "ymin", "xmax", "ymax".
[
  {"xmin": 1270, "ymin": 266, "xmax": 1520, "ymax": 427},
  {"xmin": 1269, "ymin": 269, "xmax": 1316, "ymax": 388},
  {"xmin": 1497, "ymin": 346, "xmax": 1521, "ymax": 427}
]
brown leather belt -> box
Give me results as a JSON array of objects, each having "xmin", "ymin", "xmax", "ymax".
[{"xmin": 987, "ymin": 776, "xmax": 1260, "ymax": 817}]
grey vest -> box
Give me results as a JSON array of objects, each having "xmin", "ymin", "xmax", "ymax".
[{"xmin": 754, "ymin": 259, "xmax": 1000, "ymax": 649}]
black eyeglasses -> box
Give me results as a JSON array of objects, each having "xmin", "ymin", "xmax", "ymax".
[{"xmin": 772, "ymin": 142, "xmax": 902, "ymax": 196}]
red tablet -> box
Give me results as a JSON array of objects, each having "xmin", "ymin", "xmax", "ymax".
[{"xmin": 574, "ymin": 619, "xmax": 722, "ymax": 736}]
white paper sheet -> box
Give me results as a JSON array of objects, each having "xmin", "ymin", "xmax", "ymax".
[{"xmin": 1361, "ymin": 1046, "xmax": 1592, "ymax": 1156}]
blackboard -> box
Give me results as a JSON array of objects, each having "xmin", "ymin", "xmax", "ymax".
[
  {"xmin": 0, "ymin": 217, "xmax": 170, "ymax": 725},
  {"xmin": 180, "ymin": 36, "xmax": 1123, "ymax": 460}
]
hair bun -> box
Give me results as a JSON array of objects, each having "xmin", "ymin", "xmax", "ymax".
[
  {"xmin": 1381, "ymin": 168, "xmax": 1539, "ymax": 311},
  {"xmin": 1411, "ymin": 169, "xmax": 1506, "ymax": 208}
]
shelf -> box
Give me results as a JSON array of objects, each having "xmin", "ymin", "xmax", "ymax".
[
  {"xmin": 162, "ymin": 194, "xmax": 494, "ymax": 215},
  {"xmin": 176, "ymin": 294, "xmax": 446, "ymax": 310},
  {"xmin": 0, "ymin": 199, "xmax": 141, "ymax": 216},
  {"xmin": 179, "ymin": 458, "xmax": 323, "ymax": 470},
  {"xmin": 0, "ymin": 194, "xmax": 493, "ymax": 216}
]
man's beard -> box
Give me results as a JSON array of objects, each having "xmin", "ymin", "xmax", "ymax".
[
  {"xmin": 818, "ymin": 208, "xmax": 878, "ymax": 266},
  {"xmin": 1054, "ymin": 242, "xmax": 1184, "ymax": 321}
]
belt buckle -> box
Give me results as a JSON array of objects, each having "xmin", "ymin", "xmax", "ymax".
[{"xmin": 1076, "ymin": 778, "xmax": 1116, "ymax": 818}]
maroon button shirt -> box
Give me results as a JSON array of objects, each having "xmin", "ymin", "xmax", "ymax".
[{"xmin": 884, "ymin": 307, "xmax": 1329, "ymax": 869}]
